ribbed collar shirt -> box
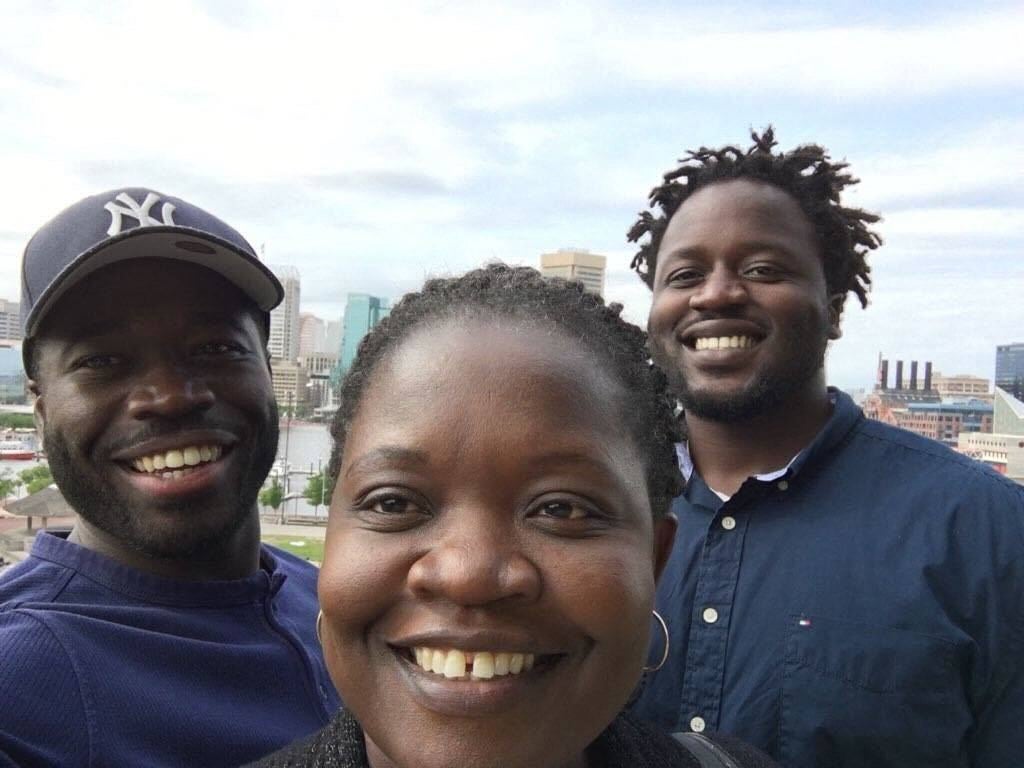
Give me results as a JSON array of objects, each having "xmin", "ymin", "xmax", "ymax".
[{"xmin": 0, "ymin": 531, "xmax": 340, "ymax": 767}]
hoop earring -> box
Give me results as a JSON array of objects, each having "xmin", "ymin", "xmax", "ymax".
[
  {"xmin": 316, "ymin": 609, "xmax": 324, "ymax": 645},
  {"xmin": 643, "ymin": 609, "xmax": 670, "ymax": 673}
]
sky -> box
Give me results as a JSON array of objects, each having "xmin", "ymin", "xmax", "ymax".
[{"xmin": 1, "ymin": 0, "xmax": 1022, "ymax": 389}]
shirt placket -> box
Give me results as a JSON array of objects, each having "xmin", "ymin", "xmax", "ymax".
[{"xmin": 678, "ymin": 499, "xmax": 750, "ymax": 733}]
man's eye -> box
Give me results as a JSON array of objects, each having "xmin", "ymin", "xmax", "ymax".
[
  {"xmin": 536, "ymin": 500, "xmax": 590, "ymax": 520},
  {"xmin": 745, "ymin": 264, "xmax": 781, "ymax": 279},
  {"xmin": 77, "ymin": 355, "xmax": 121, "ymax": 370},
  {"xmin": 370, "ymin": 495, "xmax": 421, "ymax": 515},
  {"xmin": 352, "ymin": 489, "xmax": 430, "ymax": 531},
  {"xmin": 666, "ymin": 269, "xmax": 703, "ymax": 286},
  {"xmin": 197, "ymin": 341, "xmax": 246, "ymax": 356}
]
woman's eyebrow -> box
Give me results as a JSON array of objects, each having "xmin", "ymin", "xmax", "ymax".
[
  {"xmin": 344, "ymin": 446, "xmax": 430, "ymax": 478},
  {"xmin": 522, "ymin": 449, "xmax": 615, "ymax": 474}
]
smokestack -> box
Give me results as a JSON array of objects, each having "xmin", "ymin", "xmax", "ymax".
[
  {"xmin": 924, "ymin": 362, "xmax": 933, "ymax": 392},
  {"xmin": 880, "ymin": 360, "xmax": 889, "ymax": 391},
  {"xmin": 896, "ymin": 360, "xmax": 904, "ymax": 390},
  {"xmin": 910, "ymin": 361, "xmax": 919, "ymax": 391}
]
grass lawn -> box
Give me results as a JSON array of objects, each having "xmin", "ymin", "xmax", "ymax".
[{"xmin": 262, "ymin": 535, "xmax": 325, "ymax": 564}]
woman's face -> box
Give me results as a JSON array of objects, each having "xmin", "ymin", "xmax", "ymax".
[{"xmin": 319, "ymin": 320, "xmax": 675, "ymax": 768}]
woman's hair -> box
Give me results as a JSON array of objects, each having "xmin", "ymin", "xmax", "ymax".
[
  {"xmin": 327, "ymin": 263, "xmax": 684, "ymax": 518},
  {"xmin": 628, "ymin": 126, "xmax": 882, "ymax": 315}
]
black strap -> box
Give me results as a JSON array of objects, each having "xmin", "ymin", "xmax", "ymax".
[{"xmin": 673, "ymin": 732, "xmax": 742, "ymax": 768}]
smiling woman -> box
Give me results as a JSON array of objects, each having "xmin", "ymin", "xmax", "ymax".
[{"xmin": 247, "ymin": 265, "xmax": 777, "ymax": 768}]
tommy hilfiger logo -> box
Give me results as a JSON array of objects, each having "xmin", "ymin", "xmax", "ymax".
[{"xmin": 104, "ymin": 192, "xmax": 177, "ymax": 236}]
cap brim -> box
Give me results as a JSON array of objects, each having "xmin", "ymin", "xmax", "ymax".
[{"xmin": 23, "ymin": 226, "xmax": 284, "ymax": 339}]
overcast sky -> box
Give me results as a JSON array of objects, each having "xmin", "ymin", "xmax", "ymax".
[{"xmin": 2, "ymin": 0, "xmax": 1022, "ymax": 389}]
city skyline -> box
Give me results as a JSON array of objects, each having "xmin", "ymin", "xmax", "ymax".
[{"xmin": 0, "ymin": 2, "xmax": 1021, "ymax": 390}]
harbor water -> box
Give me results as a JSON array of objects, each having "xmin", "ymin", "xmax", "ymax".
[{"xmin": 272, "ymin": 421, "xmax": 333, "ymax": 519}]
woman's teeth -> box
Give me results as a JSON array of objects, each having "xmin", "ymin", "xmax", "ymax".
[
  {"xmin": 412, "ymin": 647, "xmax": 537, "ymax": 680},
  {"xmin": 694, "ymin": 335, "xmax": 755, "ymax": 351},
  {"xmin": 131, "ymin": 445, "xmax": 222, "ymax": 476}
]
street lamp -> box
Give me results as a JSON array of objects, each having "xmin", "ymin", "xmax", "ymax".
[{"xmin": 281, "ymin": 390, "xmax": 293, "ymax": 496}]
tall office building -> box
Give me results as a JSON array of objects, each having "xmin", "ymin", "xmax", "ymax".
[
  {"xmin": 0, "ymin": 345, "xmax": 26, "ymax": 403},
  {"xmin": 325, "ymin": 320, "xmax": 343, "ymax": 358},
  {"xmin": 995, "ymin": 343, "xmax": 1024, "ymax": 397},
  {"xmin": 298, "ymin": 313, "xmax": 327, "ymax": 357},
  {"xmin": 268, "ymin": 265, "xmax": 301, "ymax": 362},
  {"xmin": 0, "ymin": 299, "xmax": 22, "ymax": 342},
  {"xmin": 540, "ymin": 248, "xmax": 607, "ymax": 297},
  {"xmin": 339, "ymin": 294, "xmax": 391, "ymax": 374}
]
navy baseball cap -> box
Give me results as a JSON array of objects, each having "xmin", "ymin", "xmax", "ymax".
[{"xmin": 20, "ymin": 187, "xmax": 284, "ymax": 344}]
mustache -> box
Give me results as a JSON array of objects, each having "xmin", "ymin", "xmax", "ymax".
[
  {"xmin": 678, "ymin": 309, "xmax": 765, "ymax": 330},
  {"xmin": 99, "ymin": 416, "xmax": 252, "ymax": 456}
]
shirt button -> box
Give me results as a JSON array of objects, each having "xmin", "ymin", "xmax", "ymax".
[
  {"xmin": 777, "ymin": 480, "xmax": 789, "ymax": 491},
  {"xmin": 690, "ymin": 716, "xmax": 706, "ymax": 733},
  {"xmin": 721, "ymin": 516, "xmax": 736, "ymax": 530},
  {"xmin": 702, "ymin": 607, "xmax": 719, "ymax": 624}
]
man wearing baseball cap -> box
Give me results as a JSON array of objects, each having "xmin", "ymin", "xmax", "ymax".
[{"xmin": 0, "ymin": 189, "xmax": 339, "ymax": 767}]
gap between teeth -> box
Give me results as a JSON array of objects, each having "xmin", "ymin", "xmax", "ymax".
[
  {"xmin": 132, "ymin": 445, "xmax": 222, "ymax": 474},
  {"xmin": 694, "ymin": 335, "xmax": 755, "ymax": 351},
  {"xmin": 412, "ymin": 648, "xmax": 536, "ymax": 680}
]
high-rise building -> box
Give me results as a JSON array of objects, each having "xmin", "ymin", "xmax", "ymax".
[
  {"xmin": 299, "ymin": 351, "xmax": 339, "ymax": 411},
  {"xmin": 325, "ymin": 321, "xmax": 343, "ymax": 358},
  {"xmin": 270, "ymin": 359, "xmax": 308, "ymax": 414},
  {"xmin": 268, "ymin": 265, "xmax": 301, "ymax": 362},
  {"xmin": 0, "ymin": 299, "xmax": 22, "ymax": 342},
  {"xmin": 298, "ymin": 313, "xmax": 327, "ymax": 357},
  {"xmin": 540, "ymin": 248, "xmax": 607, "ymax": 296},
  {"xmin": 339, "ymin": 294, "xmax": 391, "ymax": 374},
  {"xmin": 995, "ymin": 343, "xmax": 1024, "ymax": 398},
  {"xmin": 0, "ymin": 345, "xmax": 26, "ymax": 403}
]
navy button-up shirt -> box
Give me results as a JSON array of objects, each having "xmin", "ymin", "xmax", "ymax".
[{"xmin": 633, "ymin": 389, "xmax": 1024, "ymax": 767}]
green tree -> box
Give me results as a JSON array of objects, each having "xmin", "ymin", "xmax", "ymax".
[
  {"xmin": 0, "ymin": 413, "xmax": 35, "ymax": 429},
  {"xmin": 19, "ymin": 465, "xmax": 53, "ymax": 494},
  {"xmin": 259, "ymin": 477, "xmax": 284, "ymax": 511},
  {"xmin": 0, "ymin": 471, "xmax": 22, "ymax": 503},
  {"xmin": 302, "ymin": 472, "xmax": 333, "ymax": 508}
]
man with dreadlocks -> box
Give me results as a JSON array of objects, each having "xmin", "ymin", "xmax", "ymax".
[{"xmin": 628, "ymin": 128, "xmax": 1024, "ymax": 767}]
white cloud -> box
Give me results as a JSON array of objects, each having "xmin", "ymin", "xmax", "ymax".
[{"xmin": 0, "ymin": 0, "xmax": 1020, "ymax": 391}]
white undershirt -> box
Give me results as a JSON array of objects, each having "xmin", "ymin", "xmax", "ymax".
[{"xmin": 675, "ymin": 442, "xmax": 801, "ymax": 501}]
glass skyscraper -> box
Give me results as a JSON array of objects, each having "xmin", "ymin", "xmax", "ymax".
[
  {"xmin": 996, "ymin": 343, "xmax": 1024, "ymax": 398},
  {"xmin": 338, "ymin": 293, "xmax": 391, "ymax": 375}
]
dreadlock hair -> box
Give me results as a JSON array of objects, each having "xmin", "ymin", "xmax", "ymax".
[
  {"xmin": 327, "ymin": 263, "xmax": 684, "ymax": 519},
  {"xmin": 628, "ymin": 126, "xmax": 882, "ymax": 312}
]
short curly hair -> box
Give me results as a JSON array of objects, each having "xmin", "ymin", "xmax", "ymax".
[
  {"xmin": 628, "ymin": 127, "xmax": 882, "ymax": 312},
  {"xmin": 328, "ymin": 264, "xmax": 684, "ymax": 519}
]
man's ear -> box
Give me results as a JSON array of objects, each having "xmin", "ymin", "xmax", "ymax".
[
  {"xmin": 827, "ymin": 294, "xmax": 844, "ymax": 340},
  {"xmin": 31, "ymin": 383, "xmax": 45, "ymax": 436},
  {"xmin": 652, "ymin": 513, "xmax": 677, "ymax": 582}
]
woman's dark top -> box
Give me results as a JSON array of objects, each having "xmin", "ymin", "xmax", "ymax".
[{"xmin": 245, "ymin": 707, "xmax": 778, "ymax": 768}]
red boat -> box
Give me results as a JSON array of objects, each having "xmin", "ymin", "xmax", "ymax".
[{"xmin": 0, "ymin": 441, "xmax": 36, "ymax": 460}]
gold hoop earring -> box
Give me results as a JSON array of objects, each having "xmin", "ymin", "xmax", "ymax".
[
  {"xmin": 643, "ymin": 609, "xmax": 670, "ymax": 673},
  {"xmin": 316, "ymin": 609, "xmax": 324, "ymax": 645}
]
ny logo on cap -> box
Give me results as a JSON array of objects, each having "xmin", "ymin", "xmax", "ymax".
[{"xmin": 104, "ymin": 192, "xmax": 177, "ymax": 236}]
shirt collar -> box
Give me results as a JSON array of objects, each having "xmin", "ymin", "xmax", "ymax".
[
  {"xmin": 676, "ymin": 389, "xmax": 857, "ymax": 498},
  {"xmin": 28, "ymin": 530, "xmax": 286, "ymax": 606}
]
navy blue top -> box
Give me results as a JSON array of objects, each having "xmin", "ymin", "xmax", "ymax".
[
  {"xmin": 0, "ymin": 532, "xmax": 340, "ymax": 767},
  {"xmin": 632, "ymin": 389, "xmax": 1024, "ymax": 767}
]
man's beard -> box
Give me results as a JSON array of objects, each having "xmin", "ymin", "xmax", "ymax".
[
  {"xmin": 654, "ymin": 316, "xmax": 830, "ymax": 424},
  {"xmin": 44, "ymin": 410, "xmax": 279, "ymax": 561}
]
